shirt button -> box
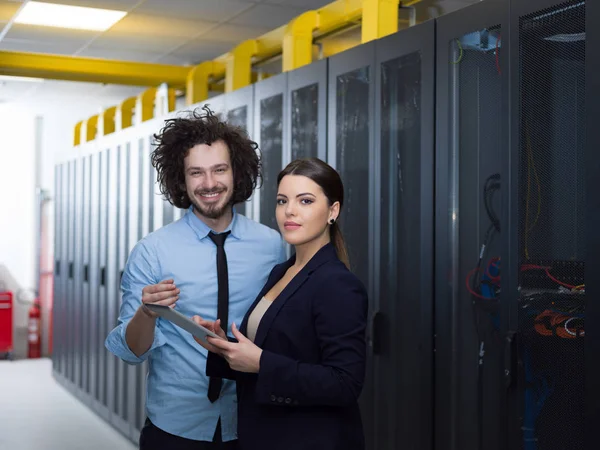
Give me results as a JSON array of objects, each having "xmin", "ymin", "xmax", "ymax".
[
  {"xmin": 285, "ymin": 398, "xmax": 291, "ymax": 404},
  {"xmin": 277, "ymin": 397, "xmax": 284, "ymax": 403},
  {"xmin": 270, "ymin": 395, "xmax": 277, "ymax": 402}
]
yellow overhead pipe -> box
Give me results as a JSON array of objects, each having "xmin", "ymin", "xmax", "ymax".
[
  {"xmin": 283, "ymin": 11, "xmax": 319, "ymax": 72},
  {"xmin": 226, "ymin": 40, "xmax": 261, "ymax": 93},
  {"xmin": 74, "ymin": 121, "xmax": 83, "ymax": 146},
  {"xmin": 138, "ymin": 87, "xmax": 158, "ymax": 123},
  {"xmin": 186, "ymin": 61, "xmax": 226, "ymax": 105},
  {"xmin": 85, "ymin": 115, "xmax": 99, "ymax": 143},
  {"xmin": 103, "ymin": 106, "xmax": 117, "ymax": 135},
  {"xmin": 0, "ymin": 51, "xmax": 189, "ymax": 88},
  {"xmin": 119, "ymin": 96, "xmax": 137, "ymax": 130},
  {"xmin": 211, "ymin": 0, "xmax": 362, "ymax": 86},
  {"xmin": 361, "ymin": 0, "xmax": 401, "ymax": 43}
]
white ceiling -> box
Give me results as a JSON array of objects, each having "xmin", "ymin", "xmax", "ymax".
[
  {"xmin": 0, "ymin": 0, "xmax": 334, "ymax": 104},
  {"xmin": 0, "ymin": 0, "xmax": 472, "ymax": 107}
]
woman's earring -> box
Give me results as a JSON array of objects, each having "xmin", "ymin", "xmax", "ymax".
[{"xmin": 329, "ymin": 218, "xmax": 335, "ymax": 225}]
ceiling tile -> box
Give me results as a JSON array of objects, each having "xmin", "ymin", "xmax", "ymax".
[
  {"xmin": 263, "ymin": 0, "xmax": 332, "ymax": 8},
  {"xmin": 171, "ymin": 40, "xmax": 234, "ymax": 64},
  {"xmin": 228, "ymin": 3, "xmax": 306, "ymax": 28},
  {"xmin": 0, "ymin": 38, "xmax": 83, "ymax": 54},
  {"xmin": 4, "ymin": 23, "xmax": 98, "ymax": 44},
  {"xmin": 91, "ymin": 33, "xmax": 189, "ymax": 53},
  {"xmin": 106, "ymin": 13, "xmax": 215, "ymax": 39},
  {"xmin": 198, "ymin": 23, "xmax": 270, "ymax": 43},
  {"xmin": 32, "ymin": 0, "xmax": 139, "ymax": 10},
  {"xmin": 0, "ymin": 1, "xmax": 21, "ymax": 22},
  {"xmin": 136, "ymin": 0, "xmax": 256, "ymax": 23},
  {"xmin": 78, "ymin": 46, "xmax": 167, "ymax": 63}
]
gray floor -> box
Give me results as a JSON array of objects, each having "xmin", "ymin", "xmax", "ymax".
[{"xmin": 0, "ymin": 358, "xmax": 136, "ymax": 450}]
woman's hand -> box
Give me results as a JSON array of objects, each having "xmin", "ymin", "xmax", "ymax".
[
  {"xmin": 206, "ymin": 323, "xmax": 263, "ymax": 373},
  {"xmin": 192, "ymin": 316, "xmax": 227, "ymax": 355}
]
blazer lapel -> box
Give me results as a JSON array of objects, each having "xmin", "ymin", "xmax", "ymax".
[
  {"xmin": 240, "ymin": 258, "xmax": 294, "ymax": 335},
  {"xmin": 252, "ymin": 243, "xmax": 339, "ymax": 348}
]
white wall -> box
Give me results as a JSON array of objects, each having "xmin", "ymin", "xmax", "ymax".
[{"xmin": 0, "ymin": 82, "xmax": 143, "ymax": 358}]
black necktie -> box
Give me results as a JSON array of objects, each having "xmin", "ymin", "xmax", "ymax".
[{"xmin": 207, "ymin": 230, "xmax": 231, "ymax": 403}]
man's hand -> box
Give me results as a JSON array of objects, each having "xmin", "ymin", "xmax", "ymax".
[
  {"xmin": 204, "ymin": 323, "xmax": 262, "ymax": 373},
  {"xmin": 140, "ymin": 279, "xmax": 179, "ymax": 318}
]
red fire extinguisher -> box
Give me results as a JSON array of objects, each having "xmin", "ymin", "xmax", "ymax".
[{"xmin": 28, "ymin": 301, "xmax": 41, "ymax": 359}]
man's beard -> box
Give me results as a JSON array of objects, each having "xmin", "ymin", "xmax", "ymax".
[{"xmin": 191, "ymin": 188, "xmax": 233, "ymax": 219}]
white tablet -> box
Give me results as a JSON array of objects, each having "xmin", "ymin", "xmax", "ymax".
[{"xmin": 144, "ymin": 304, "xmax": 224, "ymax": 341}]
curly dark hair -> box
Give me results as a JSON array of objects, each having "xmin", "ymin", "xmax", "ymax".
[{"xmin": 151, "ymin": 105, "xmax": 261, "ymax": 209}]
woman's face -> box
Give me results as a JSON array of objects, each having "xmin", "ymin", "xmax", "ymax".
[{"xmin": 276, "ymin": 174, "xmax": 338, "ymax": 246}]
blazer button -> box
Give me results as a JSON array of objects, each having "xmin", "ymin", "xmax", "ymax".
[
  {"xmin": 277, "ymin": 397, "xmax": 284, "ymax": 403},
  {"xmin": 285, "ymin": 398, "xmax": 291, "ymax": 404},
  {"xmin": 270, "ymin": 395, "xmax": 277, "ymax": 402}
]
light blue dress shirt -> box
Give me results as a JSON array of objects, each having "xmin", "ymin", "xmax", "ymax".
[{"xmin": 105, "ymin": 207, "xmax": 286, "ymax": 442}]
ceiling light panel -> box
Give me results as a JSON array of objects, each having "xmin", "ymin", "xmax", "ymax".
[{"xmin": 14, "ymin": 1, "xmax": 127, "ymax": 31}]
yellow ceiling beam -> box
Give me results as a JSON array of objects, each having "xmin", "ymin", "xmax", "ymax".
[
  {"xmin": 119, "ymin": 96, "xmax": 137, "ymax": 130},
  {"xmin": 213, "ymin": 0, "xmax": 362, "ymax": 83},
  {"xmin": 361, "ymin": 0, "xmax": 400, "ymax": 43},
  {"xmin": 138, "ymin": 87, "xmax": 158, "ymax": 123},
  {"xmin": 85, "ymin": 115, "xmax": 99, "ymax": 142},
  {"xmin": 0, "ymin": 50, "xmax": 190, "ymax": 88},
  {"xmin": 283, "ymin": 11, "xmax": 319, "ymax": 72},
  {"xmin": 103, "ymin": 107, "xmax": 117, "ymax": 135},
  {"xmin": 74, "ymin": 121, "xmax": 83, "ymax": 146},
  {"xmin": 186, "ymin": 61, "xmax": 226, "ymax": 105}
]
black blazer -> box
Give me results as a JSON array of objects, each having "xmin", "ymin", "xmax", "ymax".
[{"xmin": 207, "ymin": 243, "xmax": 368, "ymax": 450}]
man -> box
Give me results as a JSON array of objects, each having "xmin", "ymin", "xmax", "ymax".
[{"xmin": 105, "ymin": 106, "xmax": 285, "ymax": 449}]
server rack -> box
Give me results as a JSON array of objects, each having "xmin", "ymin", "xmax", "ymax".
[
  {"xmin": 52, "ymin": 165, "xmax": 60, "ymax": 374},
  {"xmin": 506, "ymin": 1, "xmax": 588, "ymax": 449},
  {"xmin": 225, "ymin": 85, "xmax": 254, "ymax": 219},
  {"xmin": 373, "ymin": 19, "xmax": 435, "ymax": 450},
  {"xmin": 82, "ymin": 154, "xmax": 92, "ymax": 403},
  {"xmin": 73, "ymin": 157, "xmax": 82, "ymax": 390},
  {"xmin": 327, "ymin": 40, "xmax": 376, "ymax": 450},
  {"xmin": 286, "ymin": 58, "xmax": 328, "ymax": 163},
  {"xmin": 89, "ymin": 151, "xmax": 100, "ymax": 414},
  {"xmin": 67, "ymin": 160, "xmax": 75, "ymax": 384},
  {"xmin": 254, "ymin": 74, "xmax": 287, "ymax": 227},
  {"xmin": 586, "ymin": 1, "xmax": 600, "ymax": 447},
  {"xmin": 109, "ymin": 145, "xmax": 128, "ymax": 436},
  {"xmin": 137, "ymin": 133, "xmax": 153, "ymax": 437},
  {"xmin": 97, "ymin": 148, "xmax": 109, "ymax": 420},
  {"xmin": 435, "ymin": 2, "xmax": 508, "ymax": 450},
  {"xmin": 55, "ymin": 163, "xmax": 66, "ymax": 377}
]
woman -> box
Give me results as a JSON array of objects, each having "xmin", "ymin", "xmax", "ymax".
[{"xmin": 193, "ymin": 157, "xmax": 368, "ymax": 450}]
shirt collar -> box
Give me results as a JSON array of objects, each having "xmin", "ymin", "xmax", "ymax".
[{"xmin": 184, "ymin": 206, "xmax": 241, "ymax": 241}]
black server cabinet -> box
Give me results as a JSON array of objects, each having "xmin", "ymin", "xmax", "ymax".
[
  {"xmin": 52, "ymin": 165, "xmax": 60, "ymax": 374},
  {"xmin": 111, "ymin": 145, "xmax": 130, "ymax": 436},
  {"xmin": 137, "ymin": 137, "xmax": 153, "ymax": 436},
  {"xmin": 89, "ymin": 151, "xmax": 100, "ymax": 412},
  {"xmin": 586, "ymin": 0, "xmax": 600, "ymax": 446},
  {"xmin": 373, "ymin": 20, "xmax": 435, "ymax": 450},
  {"xmin": 74, "ymin": 156, "xmax": 83, "ymax": 391},
  {"xmin": 67, "ymin": 160, "xmax": 75, "ymax": 384},
  {"xmin": 506, "ymin": 1, "xmax": 587, "ymax": 449},
  {"xmin": 226, "ymin": 85, "xmax": 254, "ymax": 219},
  {"xmin": 124, "ymin": 138, "xmax": 142, "ymax": 440},
  {"xmin": 82, "ymin": 155, "xmax": 92, "ymax": 400},
  {"xmin": 97, "ymin": 149, "xmax": 109, "ymax": 419},
  {"xmin": 254, "ymin": 74, "xmax": 287, "ymax": 228},
  {"xmin": 435, "ymin": 2, "xmax": 507, "ymax": 450},
  {"xmin": 56, "ymin": 163, "xmax": 67, "ymax": 377},
  {"xmin": 327, "ymin": 41, "xmax": 376, "ymax": 450},
  {"xmin": 286, "ymin": 58, "xmax": 328, "ymax": 163}
]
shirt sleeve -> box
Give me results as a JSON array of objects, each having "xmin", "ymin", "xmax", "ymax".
[{"xmin": 104, "ymin": 239, "xmax": 167, "ymax": 365}]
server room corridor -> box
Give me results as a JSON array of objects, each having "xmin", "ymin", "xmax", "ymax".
[{"xmin": 0, "ymin": 359, "xmax": 135, "ymax": 450}]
